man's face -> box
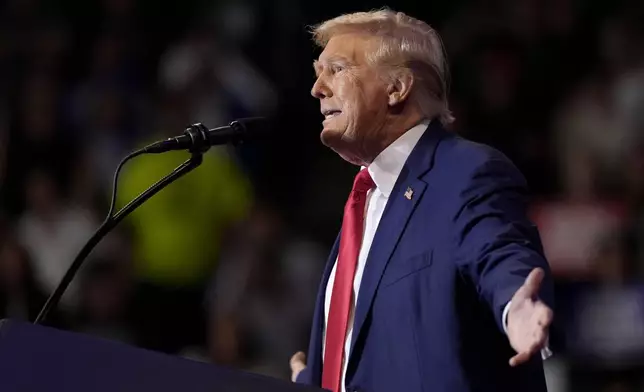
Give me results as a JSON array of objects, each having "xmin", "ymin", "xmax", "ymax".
[{"xmin": 311, "ymin": 34, "xmax": 390, "ymax": 165}]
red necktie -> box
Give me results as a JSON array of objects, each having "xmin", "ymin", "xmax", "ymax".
[{"xmin": 322, "ymin": 169, "xmax": 375, "ymax": 392}]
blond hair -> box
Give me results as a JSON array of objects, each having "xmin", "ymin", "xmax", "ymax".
[{"xmin": 312, "ymin": 9, "xmax": 454, "ymax": 125}]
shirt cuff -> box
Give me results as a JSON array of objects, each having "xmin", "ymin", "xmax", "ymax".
[
  {"xmin": 502, "ymin": 301, "xmax": 511, "ymax": 334},
  {"xmin": 502, "ymin": 301, "xmax": 553, "ymax": 360}
]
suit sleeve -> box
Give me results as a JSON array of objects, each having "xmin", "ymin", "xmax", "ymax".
[
  {"xmin": 452, "ymin": 157, "xmax": 554, "ymax": 333},
  {"xmin": 295, "ymin": 366, "xmax": 312, "ymax": 384}
]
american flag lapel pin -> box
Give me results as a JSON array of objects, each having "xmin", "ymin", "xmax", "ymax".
[{"xmin": 404, "ymin": 186, "xmax": 414, "ymax": 200}]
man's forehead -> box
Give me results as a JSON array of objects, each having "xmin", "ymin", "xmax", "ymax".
[{"xmin": 317, "ymin": 33, "xmax": 373, "ymax": 64}]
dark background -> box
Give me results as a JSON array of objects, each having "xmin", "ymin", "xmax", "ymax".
[{"xmin": 1, "ymin": 0, "xmax": 644, "ymax": 391}]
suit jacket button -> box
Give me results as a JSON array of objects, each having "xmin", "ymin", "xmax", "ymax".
[{"xmin": 347, "ymin": 387, "xmax": 360, "ymax": 392}]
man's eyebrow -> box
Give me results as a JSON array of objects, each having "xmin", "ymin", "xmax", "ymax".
[
  {"xmin": 327, "ymin": 55, "xmax": 352, "ymax": 65},
  {"xmin": 313, "ymin": 57, "xmax": 352, "ymax": 74}
]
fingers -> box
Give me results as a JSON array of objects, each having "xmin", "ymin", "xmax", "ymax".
[
  {"xmin": 523, "ymin": 268, "xmax": 544, "ymax": 296},
  {"xmin": 514, "ymin": 268, "xmax": 544, "ymax": 300},
  {"xmin": 290, "ymin": 351, "xmax": 306, "ymax": 366},
  {"xmin": 290, "ymin": 351, "xmax": 307, "ymax": 382},
  {"xmin": 509, "ymin": 340, "xmax": 541, "ymax": 367},
  {"xmin": 509, "ymin": 351, "xmax": 530, "ymax": 367},
  {"xmin": 535, "ymin": 302, "xmax": 554, "ymax": 328},
  {"xmin": 509, "ymin": 328, "xmax": 549, "ymax": 367},
  {"xmin": 533, "ymin": 328, "xmax": 548, "ymax": 348}
]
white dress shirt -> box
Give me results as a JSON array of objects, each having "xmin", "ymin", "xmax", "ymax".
[{"xmin": 321, "ymin": 119, "xmax": 549, "ymax": 392}]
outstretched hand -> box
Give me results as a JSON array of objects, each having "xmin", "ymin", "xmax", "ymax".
[{"xmin": 506, "ymin": 268, "xmax": 553, "ymax": 367}]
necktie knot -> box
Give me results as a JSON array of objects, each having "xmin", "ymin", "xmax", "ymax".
[{"xmin": 352, "ymin": 169, "xmax": 375, "ymax": 195}]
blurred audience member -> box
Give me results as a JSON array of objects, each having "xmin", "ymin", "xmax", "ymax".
[
  {"xmin": 531, "ymin": 150, "xmax": 626, "ymax": 278},
  {"xmin": 71, "ymin": 86, "xmax": 140, "ymax": 210},
  {"xmin": 3, "ymin": 71, "xmax": 78, "ymax": 216},
  {"xmin": 554, "ymin": 11, "xmax": 644, "ymax": 195},
  {"xmin": 16, "ymin": 168, "xmax": 98, "ymax": 309},
  {"xmin": 67, "ymin": 30, "xmax": 144, "ymax": 138},
  {"xmin": 0, "ymin": 236, "xmax": 67, "ymax": 327},
  {"xmin": 159, "ymin": 23, "xmax": 276, "ymax": 127},
  {"xmin": 209, "ymin": 204, "xmax": 325, "ymax": 378}
]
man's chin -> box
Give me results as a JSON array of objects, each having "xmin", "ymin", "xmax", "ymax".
[
  {"xmin": 335, "ymin": 152, "xmax": 364, "ymax": 166},
  {"xmin": 320, "ymin": 129, "xmax": 363, "ymax": 166},
  {"xmin": 320, "ymin": 127, "xmax": 342, "ymax": 147}
]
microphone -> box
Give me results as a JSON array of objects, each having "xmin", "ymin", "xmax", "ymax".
[{"xmin": 142, "ymin": 117, "xmax": 267, "ymax": 154}]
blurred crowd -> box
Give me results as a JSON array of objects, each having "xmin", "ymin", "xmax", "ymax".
[{"xmin": 0, "ymin": 0, "xmax": 643, "ymax": 391}]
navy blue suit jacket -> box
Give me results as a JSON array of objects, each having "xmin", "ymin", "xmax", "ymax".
[{"xmin": 297, "ymin": 122, "xmax": 554, "ymax": 392}]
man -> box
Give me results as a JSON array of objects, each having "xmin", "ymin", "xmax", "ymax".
[{"xmin": 290, "ymin": 9, "xmax": 554, "ymax": 392}]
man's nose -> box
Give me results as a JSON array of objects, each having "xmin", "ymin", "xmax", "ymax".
[{"xmin": 311, "ymin": 76, "xmax": 332, "ymax": 99}]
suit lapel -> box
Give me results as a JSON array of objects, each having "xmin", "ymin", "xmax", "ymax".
[
  {"xmin": 347, "ymin": 175, "xmax": 426, "ymax": 356},
  {"xmin": 347, "ymin": 121, "xmax": 449, "ymax": 369},
  {"xmin": 307, "ymin": 233, "xmax": 341, "ymax": 385}
]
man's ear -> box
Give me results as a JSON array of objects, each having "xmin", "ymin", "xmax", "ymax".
[{"xmin": 387, "ymin": 69, "xmax": 414, "ymax": 107}]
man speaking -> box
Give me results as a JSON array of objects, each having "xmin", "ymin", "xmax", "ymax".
[{"xmin": 290, "ymin": 8, "xmax": 554, "ymax": 392}]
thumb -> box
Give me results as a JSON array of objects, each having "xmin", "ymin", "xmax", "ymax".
[
  {"xmin": 290, "ymin": 351, "xmax": 306, "ymax": 382},
  {"xmin": 520, "ymin": 268, "xmax": 544, "ymax": 298}
]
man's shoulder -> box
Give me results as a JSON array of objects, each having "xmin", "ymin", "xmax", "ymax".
[{"xmin": 435, "ymin": 134, "xmax": 523, "ymax": 180}]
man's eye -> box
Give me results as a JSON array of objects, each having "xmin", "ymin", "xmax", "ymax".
[{"xmin": 331, "ymin": 65, "xmax": 345, "ymax": 74}]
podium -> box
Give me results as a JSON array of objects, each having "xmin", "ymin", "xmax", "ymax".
[{"xmin": 0, "ymin": 319, "xmax": 324, "ymax": 391}]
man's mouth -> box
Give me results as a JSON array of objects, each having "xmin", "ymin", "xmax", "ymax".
[{"xmin": 322, "ymin": 109, "xmax": 342, "ymax": 120}]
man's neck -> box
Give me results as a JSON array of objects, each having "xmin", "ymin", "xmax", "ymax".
[{"xmin": 367, "ymin": 112, "xmax": 426, "ymax": 164}]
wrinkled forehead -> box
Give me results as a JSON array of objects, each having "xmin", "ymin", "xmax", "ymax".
[{"xmin": 314, "ymin": 33, "xmax": 379, "ymax": 69}]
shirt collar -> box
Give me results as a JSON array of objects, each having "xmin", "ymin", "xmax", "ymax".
[{"xmin": 366, "ymin": 119, "xmax": 431, "ymax": 198}]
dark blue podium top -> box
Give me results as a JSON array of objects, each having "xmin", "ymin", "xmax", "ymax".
[{"xmin": 0, "ymin": 319, "xmax": 324, "ymax": 392}]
